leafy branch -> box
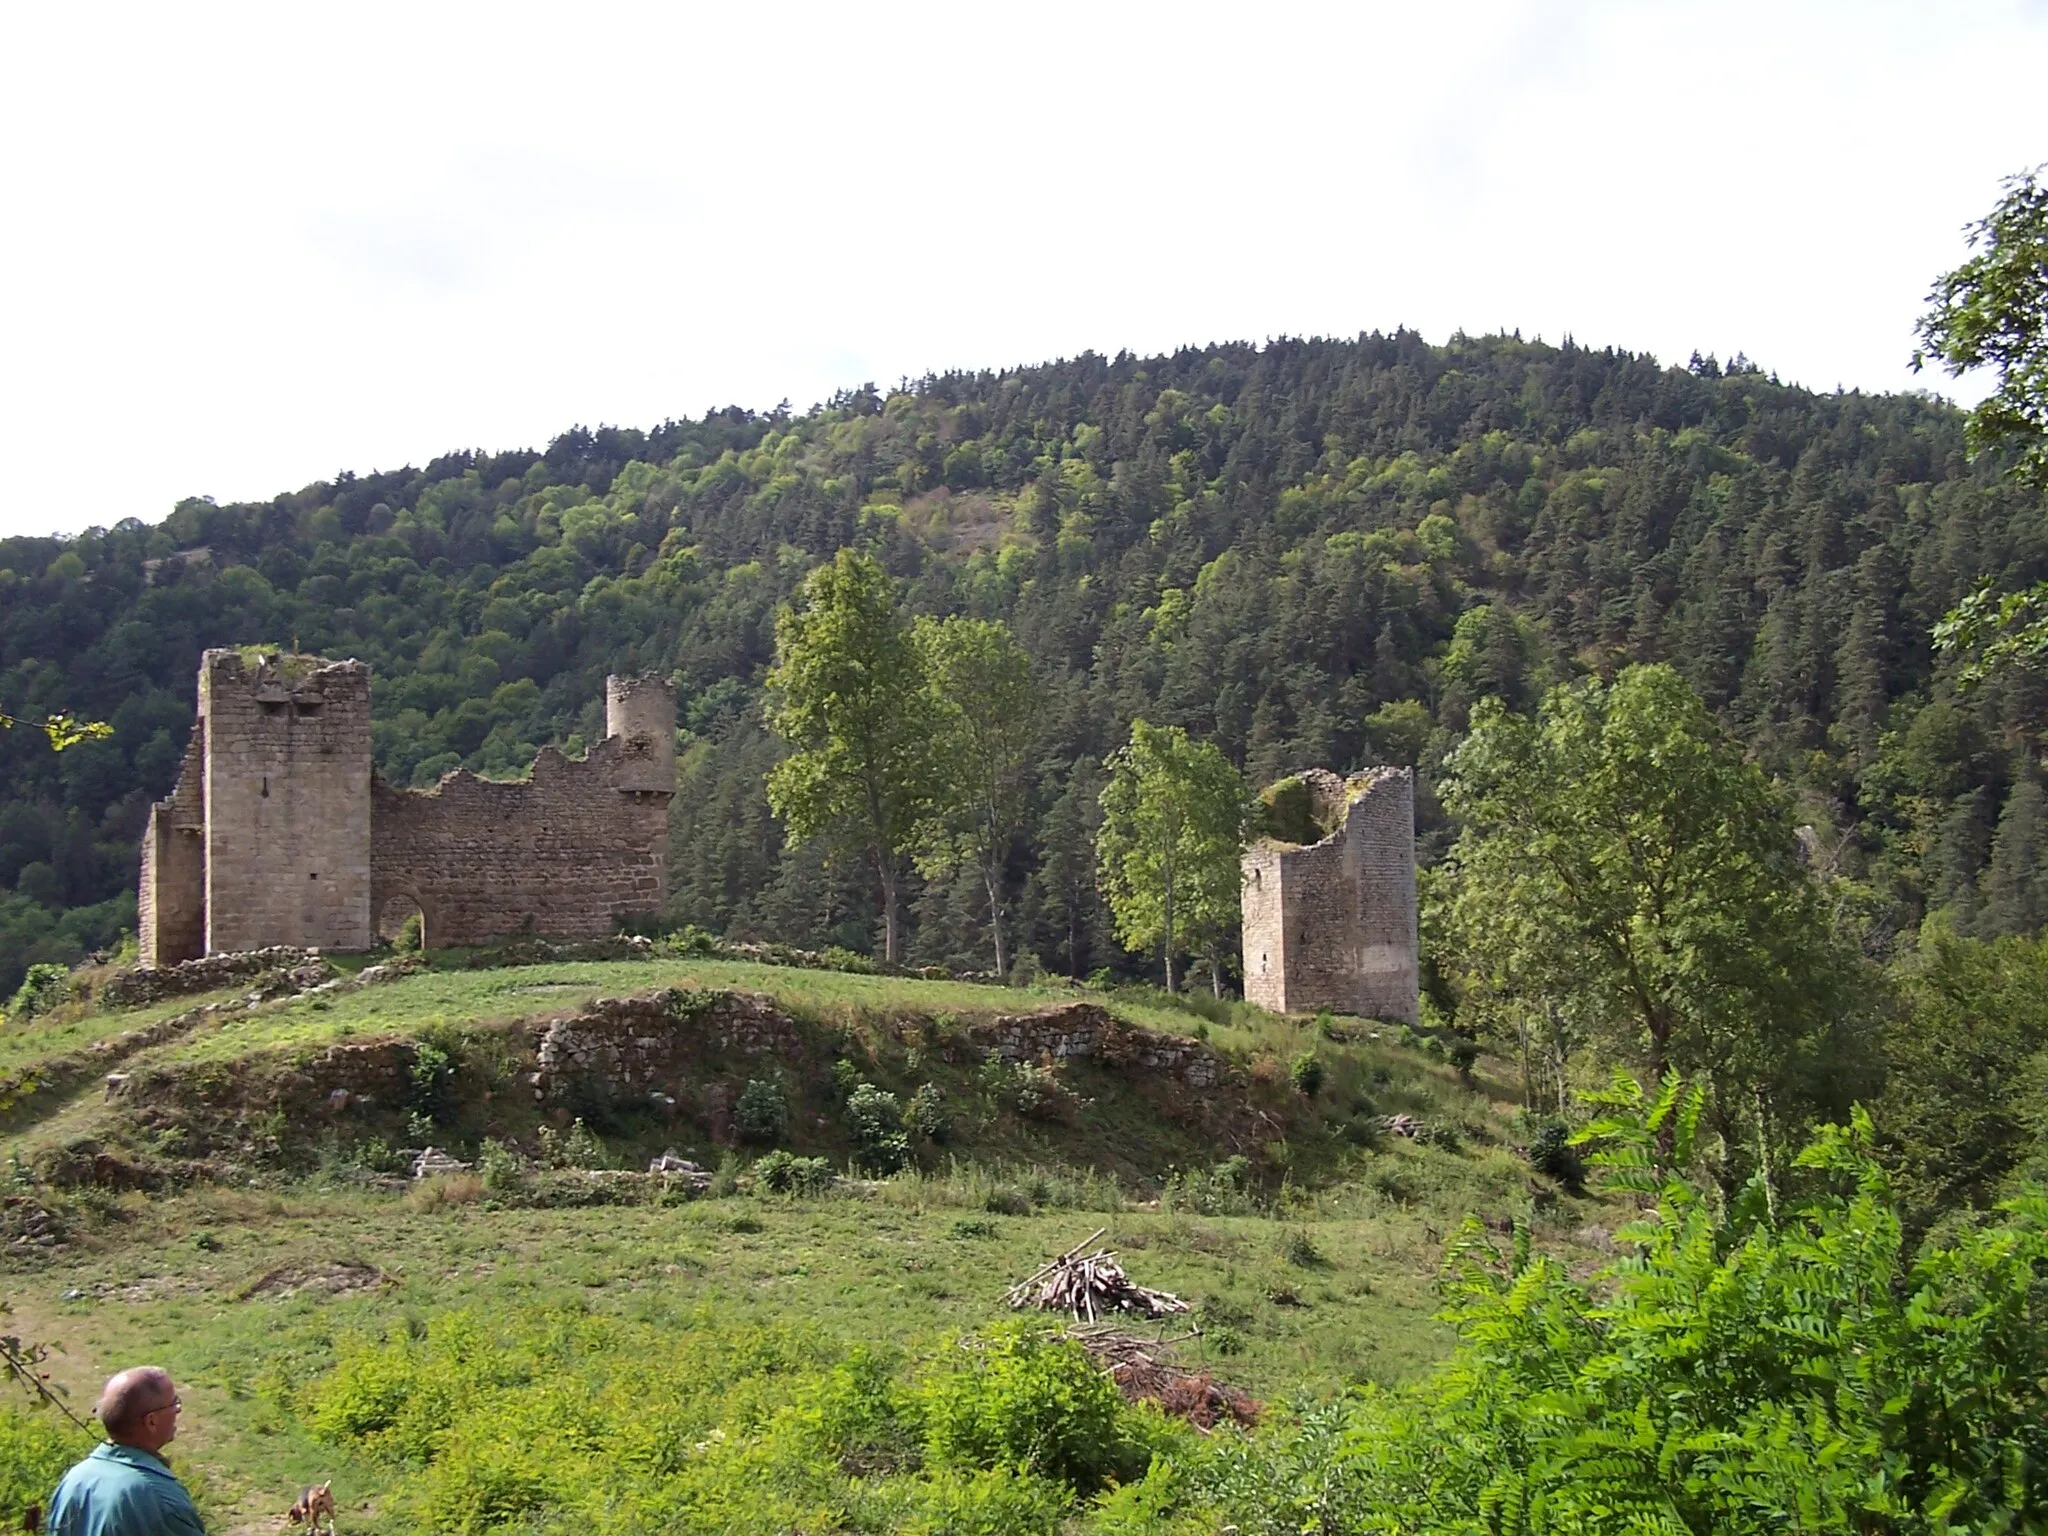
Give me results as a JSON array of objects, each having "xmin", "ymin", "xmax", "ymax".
[{"xmin": 0, "ymin": 711, "xmax": 114, "ymax": 752}]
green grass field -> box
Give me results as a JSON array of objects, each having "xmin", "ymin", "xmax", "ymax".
[{"xmin": 0, "ymin": 955, "xmax": 1608, "ymax": 1536}]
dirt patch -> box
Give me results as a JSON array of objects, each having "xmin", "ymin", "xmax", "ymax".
[{"xmin": 239, "ymin": 1260, "xmax": 393, "ymax": 1300}]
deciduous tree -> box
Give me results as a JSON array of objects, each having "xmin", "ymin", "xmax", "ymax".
[
  {"xmin": 912, "ymin": 615, "xmax": 1037, "ymax": 976},
  {"xmin": 1435, "ymin": 664, "xmax": 1867, "ymax": 1159},
  {"xmin": 765, "ymin": 550, "xmax": 942, "ymax": 964},
  {"xmin": 1096, "ymin": 721, "xmax": 1249, "ymax": 995}
]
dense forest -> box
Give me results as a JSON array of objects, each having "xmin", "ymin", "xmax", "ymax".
[{"xmin": 3, "ymin": 330, "xmax": 2045, "ymax": 997}]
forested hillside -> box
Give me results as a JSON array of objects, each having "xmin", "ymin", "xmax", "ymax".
[{"xmin": 4, "ymin": 331, "xmax": 2045, "ymax": 994}]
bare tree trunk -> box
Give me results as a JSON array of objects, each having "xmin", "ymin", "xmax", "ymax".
[
  {"xmin": 984, "ymin": 863, "xmax": 1007, "ymax": 977},
  {"xmin": 878, "ymin": 860, "xmax": 900, "ymax": 965}
]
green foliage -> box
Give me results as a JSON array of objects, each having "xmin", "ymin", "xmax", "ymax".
[
  {"xmin": 1878, "ymin": 929, "xmax": 2048, "ymax": 1228},
  {"xmin": 912, "ymin": 615, "xmax": 1038, "ymax": 975},
  {"xmin": 1917, "ymin": 163, "xmax": 2048, "ymax": 486},
  {"xmin": 473, "ymin": 1138, "xmax": 525, "ymax": 1196},
  {"xmin": 1097, "ymin": 721, "xmax": 1250, "ymax": 994},
  {"xmin": 1288, "ymin": 1052, "xmax": 1324, "ymax": 1098},
  {"xmin": 844, "ymin": 1083, "xmax": 911, "ymax": 1174},
  {"xmin": 922, "ymin": 1325, "xmax": 1160, "ymax": 1493},
  {"xmin": 1, "ymin": 332, "xmax": 2040, "ymax": 996},
  {"xmin": 406, "ymin": 1036, "xmax": 458, "ymax": 1127},
  {"xmin": 1255, "ymin": 777, "xmax": 1321, "ymax": 846},
  {"xmin": 298, "ymin": 1307, "xmax": 1176, "ymax": 1536},
  {"xmin": 754, "ymin": 1150, "xmax": 835, "ymax": 1196},
  {"xmin": 766, "ymin": 550, "xmax": 946, "ymax": 964},
  {"xmin": 1436, "ymin": 665, "xmax": 1870, "ymax": 1153},
  {"xmin": 734, "ymin": 1077, "xmax": 790, "ymax": 1146},
  {"xmin": 1200, "ymin": 1090, "xmax": 2048, "ymax": 1535},
  {"xmin": 1524, "ymin": 1118, "xmax": 1586, "ymax": 1193},
  {"xmin": 6, "ymin": 963, "xmax": 71, "ymax": 1022},
  {"xmin": 0, "ymin": 1405, "xmax": 76, "ymax": 1515},
  {"xmin": 905, "ymin": 1082, "xmax": 950, "ymax": 1143}
]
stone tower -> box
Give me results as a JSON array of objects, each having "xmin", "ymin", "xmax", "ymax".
[
  {"xmin": 139, "ymin": 650, "xmax": 374, "ymax": 965},
  {"xmin": 605, "ymin": 673, "xmax": 678, "ymax": 795},
  {"xmin": 142, "ymin": 653, "xmax": 677, "ymax": 963},
  {"xmin": 1241, "ymin": 767, "xmax": 1418, "ymax": 1023}
]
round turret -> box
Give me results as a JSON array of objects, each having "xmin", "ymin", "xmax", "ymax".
[{"xmin": 605, "ymin": 674, "xmax": 677, "ymax": 795}]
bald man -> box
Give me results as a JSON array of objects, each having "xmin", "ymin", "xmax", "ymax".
[{"xmin": 45, "ymin": 1368, "xmax": 206, "ymax": 1536}]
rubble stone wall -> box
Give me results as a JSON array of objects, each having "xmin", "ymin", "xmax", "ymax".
[
  {"xmin": 137, "ymin": 655, "xmax": 673, "ymax": 957},
  {"xmin": 1242, "ymin": 767, "xmax": 1418, "ymax": 1023},
  {"xmin": 139, "ymin": 732, "xmax": 208, "ymax": 966},
  {"xmin": 370, "ymin": 733, "xmax": 673, "ymax": 949}
]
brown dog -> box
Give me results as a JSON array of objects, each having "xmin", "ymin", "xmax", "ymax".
[{"xmin": 286, "ymin": 1483, "xmax": 336, "ymax": 1535}]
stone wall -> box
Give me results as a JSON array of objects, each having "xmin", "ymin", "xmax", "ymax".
[
  {"xmin": 370, "ymin": 734, "xmax": 673, "ymax": 949},
  {"xmin": 139, "ymin": 731, "xmax": 207, "ymax": 966},
  {"xmin": 201, "ymin": 652, "xmax": 374, "ymax": 953},
  {"xmin": 137, "ymin": 655, "xmax": 672, "ymax": 957},
  {"xmin": 969, "ymin": 1002, "xmax": 1225, "ymax": 1089},
  {"xmin": 530, "ymin": 988, "xmax": 811, "ymax": 1106},
  {"xmin": 1242, "ymin": 767, "xmax": 1418, "ymax": 1023}
]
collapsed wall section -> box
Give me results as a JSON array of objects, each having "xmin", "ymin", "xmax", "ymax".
[
  {"xmin": 138, "ymin": 730, "xmax": 207, "ymax": 967},
  {"xmin": 370, "ymin": 681, "xmax": 674, "ymax": 947},
  {"xmin": 1241, "ymin": 767, "xmax": 1418, "ymax": 1023}
]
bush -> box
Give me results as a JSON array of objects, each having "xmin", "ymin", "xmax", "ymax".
[
  {"xmin": 1289, "ymin": 1052, "xmax": 1325, "ymax": 1098},
  {"xmin": 1526, "ymin": 1119, "xmax": 1586, "ymax": 1193},
  {"xmin": 906, "ymin": 1083, "xmax": 950, "ymax": 1143},
  {"xmin": 1163, "ymin": 1156, "xmax": 1257, "ymax": 1216},
  {"xmin": 920, "ymin": 1327, "xmax": 1155, "ymax": 1493},
  {"xmin": 7, "ymin": 963, "xmax": 72, "ymax": 1022},
  {"xmin": 475, "ymin": 1138, "xmax": 526, "ymax": 1196},
  {"xmin": 754, "ymin": 1150, "xmax": 834, "ymax": 1197},
  {"xmin": 845, "ymin": 1084, "xmax": 911, "ymax": 1175},
  {"xmin": 0, "ymin": 1405, "xmax": 75, "ymax": 1515},
  {"xmin": 734, "ymin": 1077, "xmax": 789, "ymax": 1146},
  {"xmin": 407, "ymin": 1036, "xmax": 458, "ymax": 1128},
  {"xmin": 538, "ymin": 1118, "xmax": 609, "ymax": 1170}
]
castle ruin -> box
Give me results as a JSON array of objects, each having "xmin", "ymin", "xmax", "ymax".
[
  {"xmin": 1240, "ymin": 767, "xmax": 1418, "ymax": 1023},
  {"xmin": 138, "ymin": 649, "xmax": 675, "ymax": 964}
]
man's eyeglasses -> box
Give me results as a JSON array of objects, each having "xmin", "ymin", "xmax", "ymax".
[{"xmin": 149, "ymin": 1396, "xmax": 182, "ymax": 1416}]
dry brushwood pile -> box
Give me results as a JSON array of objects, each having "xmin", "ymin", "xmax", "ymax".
[
  {"xmin": 1070, "ymin": 1324, "xmax": 1260, "ymax": 1431},
  {"xmin": 1004, "ymin": 1229, "xmax": 1190, "ymax": 1322}
]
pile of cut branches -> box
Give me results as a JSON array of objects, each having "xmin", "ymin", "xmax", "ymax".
[
  {"xmin": 1069, "ymin": 1323, "xmax": 1260, "ymax": 1430},
  {"xmin": 1004, "ymin": 1229, "xmax": 1190, "ymax": 1322}
]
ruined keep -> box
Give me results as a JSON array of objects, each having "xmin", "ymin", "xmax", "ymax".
[
  {"xmin": 1240, "ymin": 767, "xmax": 1418, "ymax": 1023},
  {"xmin": 138, "ymin": 650, "xmax": 675, "ymax": 964}
]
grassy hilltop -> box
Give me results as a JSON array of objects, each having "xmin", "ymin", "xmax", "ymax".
[{"xmin": 0, "ymin": 950, "xmax": 1604, "ymax": 1536}]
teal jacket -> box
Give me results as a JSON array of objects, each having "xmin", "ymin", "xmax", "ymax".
[{"xmin": 46, "ymin": 1444, "xmax": 206, "ymax": 1536}]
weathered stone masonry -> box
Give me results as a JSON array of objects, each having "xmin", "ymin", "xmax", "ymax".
[
  {"xmin": 139, "ymin": 651, "xmax": 674, "ymax": 963},
  {"xmin": 1241, "ymin": 767, "xmax": 1419, "ymax": 1023}
]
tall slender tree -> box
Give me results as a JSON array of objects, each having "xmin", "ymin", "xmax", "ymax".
[
  {"xmin": 1096, "ymin": 721, "xmax": 1249, "ymax": 995},
  {"xmin": 765, "ymin": 550, "xmax": 942, "ymax": 964},
  {"xmin": 912, "ymin": 615, "xmax": 1038, "ymax": 976}
]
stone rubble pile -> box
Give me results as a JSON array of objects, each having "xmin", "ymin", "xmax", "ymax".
[{"xmin": 98, "ymin": 947, "xmax": 325, "ymax": 1008}]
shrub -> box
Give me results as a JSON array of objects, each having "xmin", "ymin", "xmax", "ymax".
[
  {"xmin": 1278, "ymin": 1228, "xmax": 1325, "ymax": 1268},
  {"xmin": 845, "ymin": 1084, "xmax": 911, "ymax": 1175},
  {"xmin": 830, "ymin": 1059, "xmax": 863, "ymax": 1101},
  {"xmin": 1163, "ymin": 1156, "xmax": 1257, "ymax": 1216},
  {"xmin": 7, "ymin": 963, "xmax": 72, "ymax": 1022},
  {"xmin": 1289, "ymin": 1052, "xmax": 1325, "ymax": 1098},
  {"xmin": 0, "ymin": 1406, "xmax": 75, "ymax": 1514},
  {"xmin": 538, "ymin": 1118, "xmax": 609, "ymax": 1171},
  {"xmin": 1526, "ymin": 1119, "xmax": 1586, "ymax": 1193},
  {"xmin": 474, "ymin": 1138, "xmax": 526, "ymax": 1196},
  {"xmin": 407, "ymin": 1036, "xmax": 458, "ymax": 1128},
  {"xmin": 906, "ymin": 1083, "xmax": 950, "ymax": 1143},
  {"xmin": 920, "ymin": 1327, "xmax": 1151, "ymax": 1493},
  {"xmin": 393, "ymin": 911, "xmax": 424, "ymax": 953},
  {"xmin": 734, "ymin": 1078, "xmax": 789, "ymax": 1146},
  {"xmin": 754, "ymin": 1150, "xmax": 834, "ymax": 1197}
]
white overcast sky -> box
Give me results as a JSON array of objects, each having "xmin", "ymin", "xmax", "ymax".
[{"xmin": 1, "ymin": 1, "xmax": 2043, "ymax": 540}]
